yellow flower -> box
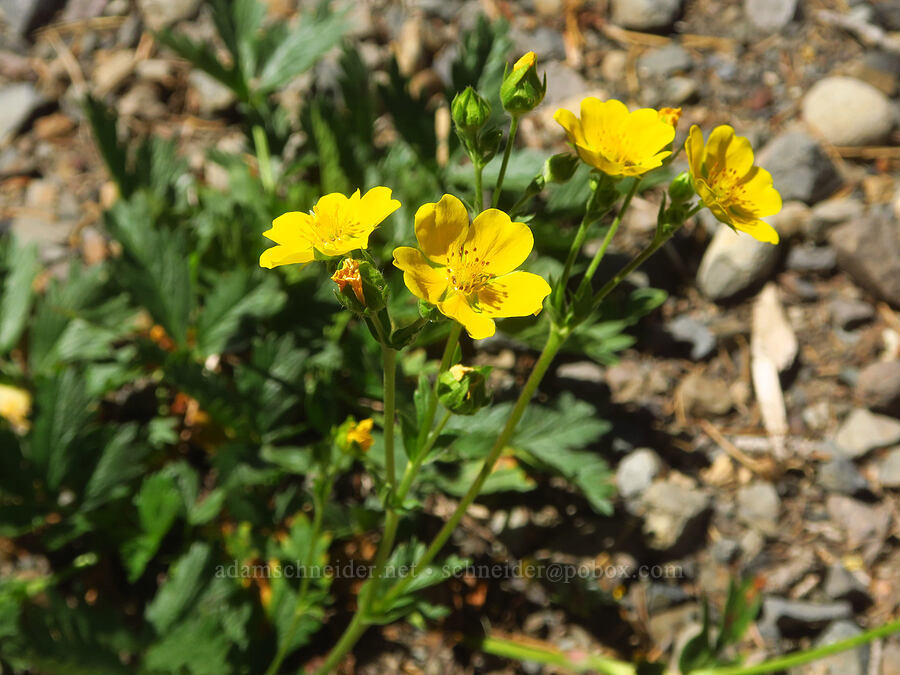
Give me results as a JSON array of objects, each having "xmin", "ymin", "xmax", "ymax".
[
  {"xmin": 449, "ymin": 364, "xmax": 472, "ymax": 381},
  {"xmin": 346, "ymin": 418, "xmax": 374, "ymax": 452},
  {"xmin": 513, "ymin": 51, "xmax": 536, "ymax": 70},
  {"xmin": 0, "ymin": 384, "xmax": 31, "ymax": 434},
  {"xmin": 260, "ymin": 187, "xmax": 401, "ymax": 269},
  {"xmin": 393, "ymin": 194, "xmax": 551, "ymax": 340},
  {"xmin": 331, "ymin": 258, "xmax": 365, "ymax": 305},
  {"xmin": 553, "ymin": 98, "xmax": 675, "ymax": 176},
  {"xmin": 685, "ymin": 125, "xmax": 782, "ymax": 244},
  {"xmin": 658, "ymin": 107, "xmax": 682, "ymax": 128}
]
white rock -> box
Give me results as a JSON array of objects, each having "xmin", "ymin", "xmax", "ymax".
[
  {"xmin": 834, "ymin": 408, "xmax": 900, "ymax": 459},
  {"xmin": 697, "ymin": 226, "xmax": 780, "ymax": 301},
  {"xmin": 744, "ymin": 0, "xmax": 797, "ymax": 32},
  {"xmin": 802, "ymin": 77, "xmax": 895, "ymax": 146},
  {"xmin": 610, "ymin": 0, "xmax": 683, "ymax": 31}
]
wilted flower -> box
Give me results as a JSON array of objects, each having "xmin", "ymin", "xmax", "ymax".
[
  {"xmin": 393, "ymin": 194, "xmax": 550, "ymax": 340},
  {"xmin": 346, "ymin": 418, "xmax": 374, "ymax": 452},
  {"xmin": 331, "ymin": 258, "xmax": 366, "ymax": 305},
  {"xmin": 685, "ymin": 125, "xmax": 782, "ymax": 244},
  {"xmin": 260, "ymin": 187, "xmax": 400, "ymax": 268},
  {"xmin": 554, "ymin": 98, "xmax": 675, "ymax": 177},
  {"xmin": 658, "ymin": 107, "xmax": 682, "ymax": 127}
]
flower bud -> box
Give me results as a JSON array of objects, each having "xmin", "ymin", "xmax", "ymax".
[
  {"xmin": 542, "ymin": 153, "xmax": 580, "ymax": 184},
  {"xmin": 343, "ymin": 417, "xmax": 374, "ymax": 453},
  {"xmin": 451, "ymin": 86, "xmax": 492, "ymax": 134},
  {"xmin": 500, "ymin": 51, "xmax": 546, "ymax": 115},
  {"xmin": 437, "ymin": 364, "xmax": 491, "ymax": 415},
  {"xmin": 0, "ymin": 383, "xmax": 31, "ymax": 434},
  {"xmin": 668, "ymin": 171, "xmax": 695, "ymax": 205}
]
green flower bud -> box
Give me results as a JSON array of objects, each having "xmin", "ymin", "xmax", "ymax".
[
  {"xmin": 477, "ymin": 127, "xmax": 503, "ymax": 163},
  {"xmin": 668, "ymin": 171, "xmax": 695, "ymax": 205},
  {"xmin": 437, "ymin": 364, "xmax": 491, "ymax": 415},
  {"xmin": 451, "ymin": 86, "xmax": 492, "ymax": 134},
  {"xmin": 500, "ymin": 51, "xmax": 546, "ymax": 115},
  {"xmin": 543, "ymin": 153, "xmax": 580, "ymax": 184}
]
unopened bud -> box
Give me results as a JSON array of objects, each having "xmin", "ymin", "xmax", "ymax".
[{"xmin": 500, "ymin": 51, "xmax": 546, "ymax": 115}]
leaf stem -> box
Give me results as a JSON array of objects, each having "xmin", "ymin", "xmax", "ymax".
[
  {"xmin": 382, "ymin": 346, "xmax": 397, "ymax": 488},
  {"xmin": 492, "ymin": 115, "xmax": 519, "ymax": 208},
  {"xmin": 472, "ymin": 633, "xmax": 636, "ymax": 675},
  {"xmin": 556, "ymin": 181, "xmax": 607, "ymax": 309}
]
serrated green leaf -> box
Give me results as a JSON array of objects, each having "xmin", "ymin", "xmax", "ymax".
[
  {"xmin": 257, "ymin": 11, "xmax": 346, "ymax": 94},
  {"xmin": 81, "ymin": 424, "xmax": 150, "ymax": 511},
  {"xmin": 146, "ymin": 542, "xmax": 211, "ymax": 634},
  {"xmin": 121, "ymin": 472, "xmax": 182, "ymax": 582},
  {"xmin": 0, "ymin": 239, "xmax": 39, "ymax": 354}
]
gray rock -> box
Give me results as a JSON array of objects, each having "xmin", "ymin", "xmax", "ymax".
[
  {"xmin": 697, "ymin": 225, "xmax": 780, "ymax": 301},
  {"xmin": 638, "ymin": 44, "xmax": 693, "ymax": 79},
  {"xmin": 764, "ymin": 548, "xmax": 817, "ymax": 594},
  {"xmin": 856, "ymin": 361, "xmax": 900, "ymax": 417},
  {"xmin": 878, "ymin": 447, "xmax": 900, "ymax": 488},
  {"xmin": 666, "ymin": 316, "xmax": 716, "ymax": 360},
  {"xmin": 188, "ymin": 71, "xmax": 236, "ymax": 115},
  {"xmin": 616, "ymin": 448, "xmax": 662, "ymax": 499},
  {"xmin": 817, "ymin": 458, "xmax": 869, "ymax": 496},
  {"xmin": 826, "ymin": 494, "xmax": 892, "ymax": 550},
  {"xmin": 736, "ymin": 482, "xmax": 780, "ymax": 535},
  {"xmin": 873, "ymin": 1, "xmax": 900, "ymax": 30},
  {"xmin": 610, "ymin": 0, "xmax": 683, "ymax": 31},
  {"xmin": 744, "ymin": 0, "xmax": 797, "ymax": 32},
  {"xmin": 802, "ymin": 77, "xmax": 895, "ymax": 146},
  {"xmin": 556, "ymin": 360, "xmax": 605, "ymax": 383},
  {"xmin": 830, "ymin": 298, "xmax": 875, "ymax": 330},
  {"xmin": 0, "ymin": 0, "xmax": 66, "ymax": 37},
  {"xmin": 710, "ymin": 538, "xmax": 739, "ymax": 563},
  {"xmin": 510, "ymin": 26, "xmax": 566, "ymax": 62},
  {"xmin": 137, "ymin": 0, "xmax": 202, "ymax": 30},
  {"xmin": 759, "ymin": 597, "xmax": 853, "ymax": 640},
  {"xmin": 639, "ymin": 481, "xmax": 711, "ymax": 553},
  {"xmin": 661, "ymin": 76, "xmax": 698, "ymax": 105},
  {"xmin": 786, "ymin": 245, "xmax": 836, "ymax": 274},
  {"xmin": 834, "ymin": 408, "xmax": 900, "ymax": 458},
  {"xmin": 823, "ymin": 564, "xmax": 871, "ymax": 609},
  {"xmin": 0, "ymin": 84, "xmax": 45, "ymax": 148},
  {"xmin": 756, "ymin": 131, "xmax": 841, "ymax": 205},
  {"xmin": 830, "ymin": 207, "xmax": 900, "ymax": 308},
  {"xmin": 791, "ymin": 621, "xmax": 869, "ymax": 675},
  {"xmin": 807, "ymin": 198, "xmax": 865, "ymax": 243},
  {"xmin": 679, "ymin": 371, "xmax": 733, "ymax": 416}
]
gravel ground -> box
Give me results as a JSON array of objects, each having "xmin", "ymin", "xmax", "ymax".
[{"xmin": 2, "ymin": 0, "xmax": 900, "ymax": 672}]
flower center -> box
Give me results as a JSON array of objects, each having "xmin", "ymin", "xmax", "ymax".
[
  {"xmin": 707, "ymin": 164, "xmax": 750, "ymax": 209},
  {"xmin": 314, "ymin": 206, "xmax": 363, "ymax": 248},
  {"xmin": 445, "ymin": 244, "xmax": 490, "ymax": 295}
]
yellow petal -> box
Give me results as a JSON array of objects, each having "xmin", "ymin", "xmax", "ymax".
[
  {"xmin": 260, "ymin": 244, "xmax": 315, "ymax": 269},
  {"xmin": 581, "ymin": 98, "xmax": 628, "ymax": 148},
  {"xmin": 264, "ymin": 211, "xmax": 315, "ymax": 246},
  {"xmin": 685, "ymin": 125, "xmax": 705, "ymax": 180},
  {"xmin": 704, "ymin": 125, "xmax": 737, "ymax": 176},
  {"xmin": 733, "ymin": 218, "xmax": 779, "ymax": 244},
  {"xmin": 358, "ymin": 186, "xmax": 402, "ymax": 230},
  {"xmin": 438, "ymin": 293, "xmax": 495, "ymax": 339},
  {"xmin": 414, "ymin": 194, "xmax": 469, "ymax": 265},
  {"xmin": 466, "ymin": 209, "xmax": 534, "ymax": 277},
  {"xmin": 476, "ymin": 271, "xmax": 551, "ymax": 318},
  {"xmin": 553, "ymin": 108, "xmax": 587, "ymax": 147},
  {"xmin": 741, "ymin": 168, "xmax": 783, "ymax": 216},
  {"xmin": 513, "ymin": 51, "xmax": 536, "ymax": 70},
  {"xmin": 625, "ymin": 109, "xmax": 675, "ymax": 158},
  {"xmin": 393, "ymin": 246, "xmax": 449, "ymax": 303}
]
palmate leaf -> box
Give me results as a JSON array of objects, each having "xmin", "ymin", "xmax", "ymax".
[
  {"xmin": 81, "ymin": 424, "xmax": 151, "ymax": 512},
  {"xmin": 0, "ymin": 238, "xmax": 39, "ymax": 354},
  {"xmin": 83, "ymin": 94, "xmax": 133, "ymax": 197},
  {"xmin": 146, "ymin": 542, "xmax": 211, "ymax": 634},
  {"xmin": 105, "ymin": 193, "xmax": 194, "ymax": 346},
  {"xmin": 121, "ymin": 471, "xmax": 183, "ymax": 582},
  {"xmin": 156, "ymin": 28, "xmax": 245, "ymax": 100},
  {"xmin": 25, "ymin": 369, "xmax": 94, "ymax": 491},
  {"xmin": 256, "ymin": 11, "xmax": 346, "ymax": 94},
  {"xmin": 195, "ymin": 269, "xmax": 286, "ymax": 357}
]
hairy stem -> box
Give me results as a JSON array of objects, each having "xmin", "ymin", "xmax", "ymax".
[{"xmin": 492, "ymin": 115, "xmax": 519, "ymax": 208}]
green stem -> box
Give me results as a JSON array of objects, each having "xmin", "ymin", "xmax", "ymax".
[
  {"xmin": 252, "ymin": 124, "xmax": 275, "ymax": 194},
  {"xmin": 474, "ymin": 161, "xmax": 485, "ymax": 213},
  {"xmin": 374, "ymin": 325, "xmax": 567, "ymax": 614},
  {"xmin": 473, "ymin": 633, "xmax": 635, "ymax": 675},
  {"xmin": 576, "ymin": 179, "xmax": 640, "ymax": 297},
  {"xmin": 492, "ymin": 115, "xmax": 519, "ymax": 208},
  {"xmin": 591, "ymin": 226, "xmax": 677, "ymax": 310},
  {"xmin": 556, "ymin": 183, "xmax": 608, "ymax": 309},
  {"xmin": 693, "ymin": 618, "xmax": 900, "ymax": 675},
  {"xmin": 312, "ymin": 611, "xmax": 368, "ymax": 675},
  {"xmin": 265, "ymin": 477, "xmax": 330, "ymax": 675},
  {"xmin": 382, "ymin": 346, "xmax": 397, "ymax": 488},
  {"xmin": 417, "ymin": 322, "xmax": 462, "ymax": 449},
  {"xmin": 507, "ymin": 191, "xmax": 532, "ymax": 220}
]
